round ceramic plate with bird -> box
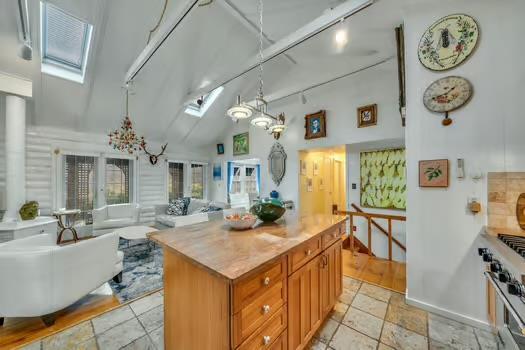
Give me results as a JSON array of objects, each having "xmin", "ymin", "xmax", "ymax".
[
  {"xmin": 418, "ymin": 14, "xmax": 479, "ymax": 71},
  {"xmin": 423, "ymin": 76, "xmax": 472, "ymax": 113}
]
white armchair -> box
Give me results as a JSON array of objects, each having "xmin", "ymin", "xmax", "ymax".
[
  {"xmin": 0, "ymin": 232, "xmax": 123, "ymax": 326},
  {"xmin": 92, "ymin": 203, "xmax": 140, "ymax": 235}
]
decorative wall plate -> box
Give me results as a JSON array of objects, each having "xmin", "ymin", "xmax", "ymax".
[
  {"xmin": 418, "ymin": 14, "xmax": 479, "ymax": 71},
  {"xmin": 423, "ymin": 76, "xmax": 472, "ymax": 126}
]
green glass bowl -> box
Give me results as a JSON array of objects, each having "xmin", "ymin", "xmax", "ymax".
[{"xmin": 250, "ymin": 198, "xmax": 286, "ymax": 223}]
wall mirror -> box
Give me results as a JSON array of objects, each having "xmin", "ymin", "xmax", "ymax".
[{"xmin": 268, "ymin": 143, "xmax": 287, "ymax": 186}]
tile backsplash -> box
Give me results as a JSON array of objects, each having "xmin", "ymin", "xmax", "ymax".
[{"xmin": 488, "ymin": 172, "xmax": 525, "ymax": 233}]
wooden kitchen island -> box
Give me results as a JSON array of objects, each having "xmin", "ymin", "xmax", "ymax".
[{"xmin": 148, "ymin": 213, "xmax": 346, "ymax": 350}]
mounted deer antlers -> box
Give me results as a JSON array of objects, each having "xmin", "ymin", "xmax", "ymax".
[{"xmin": 143, "ymin": 143, "xmax": 167, "ymax": 165}]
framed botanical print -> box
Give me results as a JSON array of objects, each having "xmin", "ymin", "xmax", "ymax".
[
  {"xmin": 233, "ymin": 132, "xmax": 249, "ymax": 156},
  {"xmin": 305, "ymin": 110, "xmax": 326, "ymax": 140},
  {"xmin": 357, "ymin": 104, "xmax": 377, "ymax": 128},
  {"xmin": 419, "ymin": 159, "xmax": 449, "ymax": 188}
]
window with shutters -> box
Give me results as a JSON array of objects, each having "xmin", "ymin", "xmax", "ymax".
[
  {"xmin": 40, "ymin": 2, "xmax": 93, "ymax": 83},
  {"xmin": 191, "ymin": 164, "xmax": 205, "ymax": 199},
  {"xmin": 63, "ymin": 155, "xmax": 96, "ymax": 224},
  {"xmin": 105, "ymin": 158, "xmax": 132, "ymax": 205},
  {"xmin": 168, "ymin": 162, "xmax": 184, "ymax": 201}
]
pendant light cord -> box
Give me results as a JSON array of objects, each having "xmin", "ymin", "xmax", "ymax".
[
  {"xmin": 257, "ymin": 0, "xmax": 264, "ymax": 99},
  {"xmin": 147, "ymin": 0, "xmax": 169, "ymax": 45}
]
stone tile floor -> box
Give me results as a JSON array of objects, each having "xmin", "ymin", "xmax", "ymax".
[{"xmin": 21, "ymin": 278, "xmax": 498, "ymax": 350}]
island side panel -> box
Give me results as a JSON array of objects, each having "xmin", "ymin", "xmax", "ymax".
[{"xmin": 164, "ymin": 247, "xmax": 230, "ymax": 350}]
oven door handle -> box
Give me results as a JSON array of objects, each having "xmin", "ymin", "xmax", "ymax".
[{"xmin": 485, "ymin": 271, "xmax": 525, "ymax": 335}]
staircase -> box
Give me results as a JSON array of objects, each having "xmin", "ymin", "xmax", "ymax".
[{"xmin": 333, "ymin": 204, "xmax": 406, "ymax": 262}]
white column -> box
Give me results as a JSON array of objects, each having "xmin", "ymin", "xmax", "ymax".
[{"xmin": 4, "ymin": 95, "xmax": 26, "ymax": 221}]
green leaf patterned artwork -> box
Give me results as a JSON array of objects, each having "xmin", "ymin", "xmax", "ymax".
[{"xmin": 360, "ymin": 149, "xmax": 406, "ymax": 210}]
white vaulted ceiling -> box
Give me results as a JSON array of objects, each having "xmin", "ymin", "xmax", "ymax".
[{"xmin": 0, "ymin": 0, "xmax": 415, "ymax": 148}]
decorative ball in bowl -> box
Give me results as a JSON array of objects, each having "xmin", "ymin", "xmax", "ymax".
[
  {"xmin": 250, "ymin": 198, "xmax": 286, "ymax": 223},
  {"xmin": 224, "ymin": 213, "xmax": 257, "ymax": 230}
]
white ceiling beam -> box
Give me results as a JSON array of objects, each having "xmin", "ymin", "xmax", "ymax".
[
  {"xmin": 189, "ymin": 0, "xmax": 375, "ymax": 98},
  {"xmin": 0, "ymin": 71, "xmax": 32, "ymax": 98},
  {"xmin": 124, "ymin": 0, "xmax": 200, "ymax": 84},
  {"xmin": 217, "ymin": 0, "xmax": 297, "ymax": 65}
]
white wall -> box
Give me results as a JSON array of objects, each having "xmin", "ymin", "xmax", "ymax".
[
  {"xmin": 210, "ymin": 59, "xmax": 405, "ymax": 210},
  {"xmin": 0, "ymin": 124, "xmax": 209, "ymax": 222},
  {"xmin": 404, "ymin": 0, "xmax": 525, "ymax": 326}
]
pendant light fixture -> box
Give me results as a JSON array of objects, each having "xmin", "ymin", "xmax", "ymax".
[{"xmin": 226, "ymin": 0, "xmax": 286, "ymax": 139}]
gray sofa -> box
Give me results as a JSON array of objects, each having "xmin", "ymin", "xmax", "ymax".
[{"xmin": 155, "ymin": 199, "xmax": 230, "ymax": 228}]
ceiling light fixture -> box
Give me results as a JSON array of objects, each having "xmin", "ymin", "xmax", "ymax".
[
  {"xmin": 225, "ymin": 0, "xmax": 287, "ymax": 140},
  {"xmin": 335, "ymin": 29, "xmax": 348, "ymax": 46}
]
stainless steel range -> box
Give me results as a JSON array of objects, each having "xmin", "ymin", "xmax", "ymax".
[{"xmin": 479, "ymin": 231, "xmax": 525, "ymax": 349}]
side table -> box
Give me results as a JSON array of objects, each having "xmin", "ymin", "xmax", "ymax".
[{"xmin": 53, "ymin": 209, "xmax": 81, "ymax": 244}]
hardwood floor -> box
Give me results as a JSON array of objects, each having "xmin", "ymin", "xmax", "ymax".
[
  {"xmin": 0, "ymin": 286, "xmax": 121, "ymax": 350},
  {"xmin": 342, "ymin": 249, "xmax": 406, "ymax": 294}
]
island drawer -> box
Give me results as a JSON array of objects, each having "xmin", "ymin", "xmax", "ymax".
[
  {"xmin": 269, "ymin": 330, "xmax": 287, "ymax": 350},
  {"xmin": 233, "ymin": 280, "xmax": 287, "ymax": 347},
  {"xmin": 237, "ymin": 306, "xmax": 287, "ymax": 350},
  {"xmin": 287, "ymin": 237, "xmax": 322, "ymax": 274},
  {"xmin": 233, "ymin": 257, "xmax": 287, "ymax": 314},
  {"xmin": 321, "ymin": 225, "xmax": 343, "ymax": 249}
]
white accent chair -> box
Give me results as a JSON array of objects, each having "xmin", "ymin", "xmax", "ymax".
[
  {"xmin": 0, "ymin": 232, "xmax": 123, "ymax": 326},
  {"xmin": 92, "ymin": 203, "xmax": 140, "ymax": 235}
]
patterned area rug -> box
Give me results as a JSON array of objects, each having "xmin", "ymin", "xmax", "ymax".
[{"xmin": 108, "ymin": 238, "xmax": 163, "ymax": 302}]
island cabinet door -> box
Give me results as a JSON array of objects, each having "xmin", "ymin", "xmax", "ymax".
[
  {"xmin": 288, "ymin": 255, "xmax": 322, "ymax": 350},
  {"xmin": 321, "ymin": 240, "xmax": 343, "ymax": 318}
]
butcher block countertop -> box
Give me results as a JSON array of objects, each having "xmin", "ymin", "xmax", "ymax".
[{"xmin": 148, "ymin": 213, "xmax": 347, "ymax": 280}]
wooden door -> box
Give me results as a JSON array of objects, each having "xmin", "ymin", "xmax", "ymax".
[
  {"xmin": 321, "ymin": 240, "xmax": 343, "ymax": 317},
  {"xmin": 288, "ymin": 256, "xmax": 322, "ymax": 350}
]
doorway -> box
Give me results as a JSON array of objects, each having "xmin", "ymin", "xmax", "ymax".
[{"xmin": 298, "ymin": 146, "xmax": 346, "ymax": 216}]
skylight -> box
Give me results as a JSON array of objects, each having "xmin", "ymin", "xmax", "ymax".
[
  {"xmin": 184, "ymin": 86, "xmax": 224, "ymax": 117},
  {"xmin": 40, "ymin": 2, "xmax": 93, "ymax": 84}
]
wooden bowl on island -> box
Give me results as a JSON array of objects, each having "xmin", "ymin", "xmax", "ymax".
[{"xmin": 224, "ymin": 213, "xmax": 257, "ymax": 230}]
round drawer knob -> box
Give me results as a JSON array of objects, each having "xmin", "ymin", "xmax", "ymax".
[
  {"xmin": 263, "ymin": 276, "xmax": 270, "ymax": 286},
  {"xmin": 263, "ymin": 335, "xmax": 271, "ymax": 345},
  {"xmin": 262, "ymin": 304, "xmax": 270, "ymax": 314}
]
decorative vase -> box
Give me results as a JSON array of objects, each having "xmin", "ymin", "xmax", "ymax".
[
  {"xmin": 250, "ymin": 198, "xmax": 286, "ymax": 223},
  {"xmin": 19, "ymin": 201, "xmax": 39, "ymax": 221},
  {"xmin": 270, "ymin": 190, "xmax": 279, "ymax": 199}
]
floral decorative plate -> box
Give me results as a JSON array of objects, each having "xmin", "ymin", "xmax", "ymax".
[{"xmin": 418, "ymin": 14, "xmax": 479, "ymax": 71}]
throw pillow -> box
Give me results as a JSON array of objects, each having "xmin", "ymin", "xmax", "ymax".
[
  {"xmin": 166, "ymin": 198, "xmax": 186, "ymax": 216},
  {"xmin": 199, "ymin": 205, "xmax": 222, "ymax": 213},
  {"xmin": 181, "ymin": 197, "xmax": 191, "ymax": 215}
]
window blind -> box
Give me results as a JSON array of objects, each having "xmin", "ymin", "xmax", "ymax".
[
  {"xmin": 105, "ymin": 158, "xmax": 131, "ymax": 205},
  {"xmin": 168, "ymin": 162, "xmax": 184, "ymax": 201},
  {"xmin": 64, "ymin": 155, "xmax": 96, "ymax": 224}
]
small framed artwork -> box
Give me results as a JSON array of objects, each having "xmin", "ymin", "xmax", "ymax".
[
  {"xmin": 419, "ymin": 159, "xmax": 449, "ymax": 188},
  {"xmin": 233, "ymin": 132, "xmax": 249, "ymax": 156},
  {"xmin": 313, "ymin": 161, "xmax": 319, "ymax": 176},
  {"xmin": 305, "ymin": 110, "xmax": 326, "ymax": 140},
  {"xmin": 216, "ymin": 143, "xmax": 224, "ymax": 155},
  {"xmin": 307, "ymin": 178, "xmax": 313, "ymax": 192},
  {"xmin": 300, "ymin": 160, "xmax": 307, "ymax": 176},
  {"xmin": 212, "ymin": 163, "xmax": 222, "ymax": 181},
  {"xmin": 357, "ymin": 104, "xmax": 377, "ymax": 128}
]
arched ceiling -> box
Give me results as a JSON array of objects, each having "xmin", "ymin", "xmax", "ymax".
[{"xmin": 0, "ymin": 0, "xmax": 417, "ymax": 148}]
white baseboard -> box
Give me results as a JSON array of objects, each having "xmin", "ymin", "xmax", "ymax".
[{"xmin": 405, "ymin": 296, "xmax": 491, "ymax": 331}]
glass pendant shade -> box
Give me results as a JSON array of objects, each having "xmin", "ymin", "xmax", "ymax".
[
  {"xmin": 250, "ymin": 112, "xmax": 273, "ymax": 128},
  {"xmin": 269, "ymin": 123, "xmax": 286, "ymax": 134},
  {"xmin": 227, "ymin": 95, "xmax": 252, "ymax": 119}
]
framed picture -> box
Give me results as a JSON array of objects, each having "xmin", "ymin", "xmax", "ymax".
[
  {"xmin": 357, "ymin": 104, "xmax": 377, "ymax": 128},
  {"xmin": 305, "ymin": 110, "xmax": 326, "ymax": 140},
  {"xmin": 313, "ymin": 161, "xmax": 319, "ymax": 176},
  {"xmin": 233, "ymin": 132, "xmax": 249, "ymax": 156},
  {"xmin": 307, "ymin": 178, "xmax": 313, "ymax": 192},
  {"xmin": 216, "ymin": 143, "xmax": 224, "ymax": 155},
  {"xmin": 419, "ymin": 159, "xmax": 449, "ymax": 188},
  {"xmin": 300, "ymin": 159, "xmax": 307, "ymax": 176},
  {"xmin": 212, "ymin": 163, "xmax": 222, "ymax": 181}
]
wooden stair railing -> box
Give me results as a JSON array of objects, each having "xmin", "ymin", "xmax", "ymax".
[{"xmin": 332, "ymin": 204, "xmax": 406, "ymax": 261}]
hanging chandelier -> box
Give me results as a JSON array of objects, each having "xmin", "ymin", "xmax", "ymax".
[
  {"xmin": 226, "ymin": 0, "xmax": 287, "ymax": 140},
  {"xmin": 108, "ymin": 87, "xmax": 146, "ymax": 154}
]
